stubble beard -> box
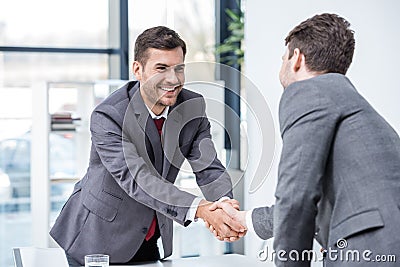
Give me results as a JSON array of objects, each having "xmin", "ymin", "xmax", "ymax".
[{"xmin": 144, "ymin": 85, "xmax": 181, "ymax": 109}]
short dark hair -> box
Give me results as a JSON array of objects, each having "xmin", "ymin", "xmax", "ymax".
[
  {"xmin": 285, "ymin": 13, "xmax": 355, "ymax": 75},
  {"xmin": 134, "ymin": 26, "xmax": 187, "ymax": 66}
]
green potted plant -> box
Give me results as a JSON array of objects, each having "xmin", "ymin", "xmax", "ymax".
[{"xmin": 216, "ymin": 2, "xmax": 244, "ymax": 67}]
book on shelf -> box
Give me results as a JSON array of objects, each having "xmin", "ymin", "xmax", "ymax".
[
  {"xmin": 51, "ymin": 123, "xmax": 81, "ymax": 131},
  {"xmin": 50, "ymin": 112, "xmax": 81, "ymax": 131}
]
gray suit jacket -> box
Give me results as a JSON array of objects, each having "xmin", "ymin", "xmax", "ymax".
[
  {"xmin": 50, "ymin": 81, "xmax": 232, "ymax": 265},
  {"xmin": 253, "ymin": 73, "xmax": 400, "ymax": 266}
]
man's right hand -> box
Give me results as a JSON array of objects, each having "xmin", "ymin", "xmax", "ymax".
[
  {"xmin": 209, "ymin": 200, "xmax": 247, "ymax": 227},
  {"xmin": 207, "ymin": 200, "xmax": 248, "ymax": 241},
  {"xmin": 195, "ymin": 199, "xmax": 246, "ymax": 241}
]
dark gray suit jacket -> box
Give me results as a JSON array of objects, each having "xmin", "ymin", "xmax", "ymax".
[
  {"xmin": 50, "ymin": 81, "xmax": 232, "ymax": 265},
  {"xmin": 253, "ymin": 73, "xmax": 400, "ymax": 266}
]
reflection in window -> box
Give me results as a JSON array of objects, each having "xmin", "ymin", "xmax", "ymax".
[{"xmin": 0, "ymin": 52, "xmax": 108, "ymax": 87}]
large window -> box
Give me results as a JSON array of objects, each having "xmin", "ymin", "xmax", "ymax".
[
  {"xmin": 0, "ymin": 0, "xmax": 109, "ymax": 49},
  {"xmin": 0, "ymin": 0, "xmax": 222, "ymax": 266},
  {"xmin": 1, "ymin": 53, "xmax": 108, "ymax": 86},
  {"xmin": 128, "ymin": 0, "xmax": 216, "ymax": 79},
  {"xmin": 0, "ymin": 1, "xmax": 111, "ymax": 266}
]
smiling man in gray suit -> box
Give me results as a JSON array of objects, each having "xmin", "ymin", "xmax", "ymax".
[
  {"xmin": 50, "ymin": 26, "xmax": 245, "ymax": 266},
  {"xmin": 210, "ymin": 13, "xmax": 400, "ymax": 266}
]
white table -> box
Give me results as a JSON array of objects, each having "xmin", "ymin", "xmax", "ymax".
[{"xmin": 111, "ymin": 254, "xmax": 266, "ymax": 267}]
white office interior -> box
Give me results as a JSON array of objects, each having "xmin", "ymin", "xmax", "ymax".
[{"xmin": 1, "ymin": 1, "xmax": 399, "ymax": 266}]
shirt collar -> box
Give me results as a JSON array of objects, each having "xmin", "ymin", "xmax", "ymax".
[{"xmin": 145, "ymin": 105, "xmax": 169, "ymax": 120}]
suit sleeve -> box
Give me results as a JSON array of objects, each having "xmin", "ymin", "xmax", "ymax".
[
  {"xmin": 252, "ymin": 206, "xmax": 274, "ymax": 240},
  {"xmin": 90, "ymin": 107, "xmax": 196, "ymax": 225},
  {"xmin": 273, "ymin": 85, "xmax": 340, "ymax": 266},
  {"xmin": 186, "ymin": 99, "xmax": 233, "ymax": 201}
]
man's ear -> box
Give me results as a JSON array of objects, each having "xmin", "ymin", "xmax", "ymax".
[
  {"xmin": 292, "ymin": 48, "xmax": 304, "ymax": 72},
  {"xmin": 132, "ymin": 61, "xmax": 142, "ymax": 80}
]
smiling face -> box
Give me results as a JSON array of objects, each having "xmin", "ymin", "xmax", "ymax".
[{"xmin": 133, "ymin": 47, "xmax": 185, "ymax": 115}]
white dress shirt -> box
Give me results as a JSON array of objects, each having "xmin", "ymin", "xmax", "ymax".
[{"xmin": 245, "ymin": 208, "xmax": 256, "ymax": 233}]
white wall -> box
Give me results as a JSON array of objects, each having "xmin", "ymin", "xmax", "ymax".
[{"xmin": 243, "ymin": 0, "xmax": 400, "ymax": 265}]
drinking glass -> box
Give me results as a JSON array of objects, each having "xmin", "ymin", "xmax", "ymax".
[{"xmin": 84, "ymin": 254, "xmax": 109, "ymax": 267}]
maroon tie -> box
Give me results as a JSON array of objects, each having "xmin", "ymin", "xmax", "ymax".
[
  {"xmin": 153, "ymin": 117, "xmax": 165, "ymax": 136},
  {"xmin": 145, "ymin": 117, "xmax": 165, "ymax": 241}
]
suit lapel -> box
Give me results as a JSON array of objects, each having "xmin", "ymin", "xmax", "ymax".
[
  {"xmin": 129, "ymin": 83, "xmax": 186, "ymax": 179},
  {"xmin": 162, "ymin": 105, "xmax": 183, "ymax": 179},
  {"xmin": 130, "ymin": 87, "xmax": 164, "ymax": 175}
]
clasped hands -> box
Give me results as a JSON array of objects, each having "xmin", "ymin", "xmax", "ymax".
[{"xmin": 195, "ymin": 199, "xmax": 247, "ymax": 242}]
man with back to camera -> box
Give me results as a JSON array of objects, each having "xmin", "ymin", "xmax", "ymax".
[
  {"xmin": 49, "ymin": 26, "xmax": 246, "ymax": 266},
  {"xmin": 208, "ymin": 13, "xmax": 400, "ymax": 266}
]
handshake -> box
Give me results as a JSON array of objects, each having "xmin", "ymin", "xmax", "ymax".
[{"xmin": 195, "ymin": 199, "xmax": 247, "ymax": 242}]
